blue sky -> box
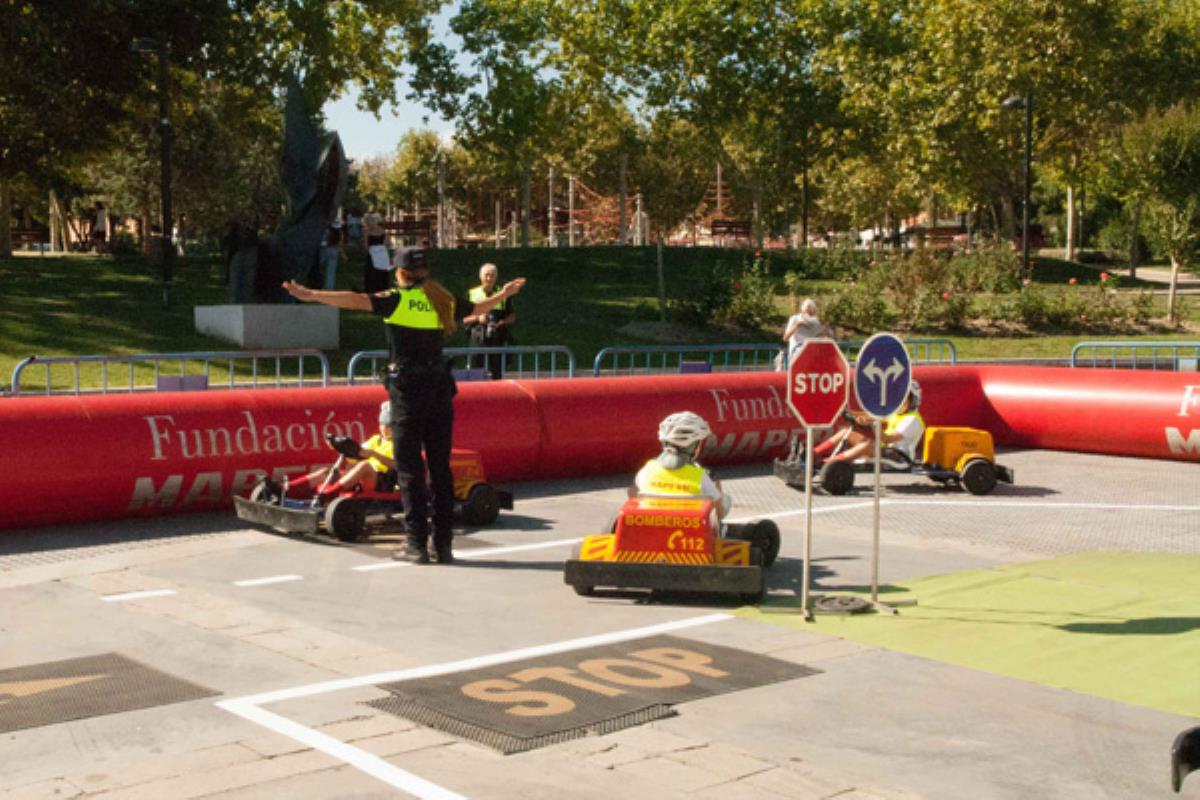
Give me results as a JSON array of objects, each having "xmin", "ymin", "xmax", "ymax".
[
  {"xmin": 324, "ymin": 87, "xmax": 452, "ymax": 162},
  {"xmin": 324, "ymin": 4, "xmax": 460, "ymax": 162}
]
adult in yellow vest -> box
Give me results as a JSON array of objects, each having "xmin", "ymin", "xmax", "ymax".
[
  {"xmin": 463, "ymin": 262, "xmax": 516, "ymax": 380},
  {"xmin": 815, "ymin": 380, "xmax": 925, "ymax": 465},
  {"xmin": 283, "ymin": 248, "xmax": 525, "ymax": 564},
  {"xmin": 634, "ymin": 411, "xmax": 730, "ymax": 520}
]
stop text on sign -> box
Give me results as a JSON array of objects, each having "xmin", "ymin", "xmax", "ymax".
[
  {"xmin": 791, "ymin": 371, "xmax": 846, "ymax": 395},
  {"xmin": 461, "ymin": 646, "xmax": 727, "ymax": 717}
]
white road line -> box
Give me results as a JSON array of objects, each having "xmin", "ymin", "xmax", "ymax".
[
  {"xmin": 884, "ymin": 499, "xmax": 1200, "ymax": 512},
  {"xmin": 351, "ymin": 537, "xmax": 581, "ymax": 572},
  {"xmin": 727, "ymin": 501, "xmax": 876, "ymax": 523},
  {"xmin": 101, "ymin": 589, "xmax": 177, "ymax": 602},
  {"xmin": 731, "ymin": 498, "xmax": 1200, "ymax": 524},
  {"xmin": 234, "ymin": 574, "xmax": 303, "ymax": 588},
  {"xmin": 217, "ymin": 701, "xmax": 466, "ymax": 800},
  {"xmin": 352, "ymin": 560, "xmax": 410, "ymax": 573},
  {"xmin": 455, "ymin": 537, "xmax": 582, "ymax": 559},
  {"xmin": 216, "ymin": 613, "xmax": 732, "ymax": 798}
]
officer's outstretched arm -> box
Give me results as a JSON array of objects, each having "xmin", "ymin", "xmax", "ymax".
[{"xmin": 283, "ymin": 281, "xmax": 372, "ymax": 311}]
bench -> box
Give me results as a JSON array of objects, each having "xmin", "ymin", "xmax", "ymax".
[{"xmin": 11, "ymin": 228, "xmax": 48, "ymax": 250}]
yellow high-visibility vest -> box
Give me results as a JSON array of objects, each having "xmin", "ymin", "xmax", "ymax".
[
  {"xmin": 361, "ymin": 434, "xmax": 394, "ymax": 473},
  {"xmin": 383, "ymin": 287, "xmax": 441, "ymax": 330},
  {"xmin": 637, "ymin": 460, "xmax": 704, "ymax": 495},
  {"xmin": 469, "ymin": 285, "xmax": 506, "ymax": 312}
]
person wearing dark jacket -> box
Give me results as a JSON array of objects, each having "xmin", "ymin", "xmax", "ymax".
[{"xmin": 283, "ymin": 248, "xmax": 525, "ymax": 564}]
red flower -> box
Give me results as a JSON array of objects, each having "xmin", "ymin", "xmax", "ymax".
[
  {"xmin": 1100, "ymin": 271, "xmax": 1109, "ymax": 282},
  {"xmin": 754, "ymin": 251, "xmax": 762, "ymax": 258},
  {"xmin": 940, "ymin": 291, "xmax": 950, "ymax": 301},
  {"xmin": 731, "ymin": 281, "xmax": 741, "ymax": 291},
  {"xmin": 1068, "ymin": 277, "xmax": 1077, "ymax": 285}
]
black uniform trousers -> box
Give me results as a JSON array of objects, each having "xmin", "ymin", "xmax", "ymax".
[
  {"xmin": 387, "ymin": 365, "xmax": 456, "ymax": 554},
  {"xmin": 468, "ymin": 323, "xmax": 508, "ymax": 380}
]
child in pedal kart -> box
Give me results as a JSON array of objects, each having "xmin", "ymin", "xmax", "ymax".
[
  {"xmin": 814, "ymin": 379, "xmax": 925, "ymax": 466},
  {"xmin": 633, "ymin": 411, "xmax": 731, "ymax": 520},
  {"xmin": 275, "ymin": 401, "xmax": 399, "ymax": 500}
]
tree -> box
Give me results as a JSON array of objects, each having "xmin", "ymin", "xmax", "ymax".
[
  {"xmin": 1, "ymin": 0, "xmax": 440, "ymax": 256},
  {"xmin": 1110, "ymin": 103, "xmax": 1200, "ymax": 324}
]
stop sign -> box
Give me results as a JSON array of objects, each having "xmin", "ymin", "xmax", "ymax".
[{"xmin": 786, "ymin": 339, "xmax": 849, "ymax": 428}]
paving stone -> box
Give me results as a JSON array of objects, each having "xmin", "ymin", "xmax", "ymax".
[
  {"xmin": 0, "ymin": 778, "xmax": 84, "ymax": 800},
  {"xmin": 63, "ymin": 744, "xmax": 258, "ymax": 793},
  {"xmin": 616, "ymin": 755, "xmax": 726, "ymax": 793},
  {"xmin": 316, "ymin": 712, "xmax": 416, "ymax": 742},
  {"xmin": 666, "ymin": 744, "xmax": 776, "ymax": 782},
  {"xmin": 84, "ymin": 750, "xmax": 335, "ymax": 800}
]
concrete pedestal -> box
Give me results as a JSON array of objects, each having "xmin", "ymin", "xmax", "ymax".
[{"xmin": 194, "ymin": 304, "xmax": 339, "ymax": 349}]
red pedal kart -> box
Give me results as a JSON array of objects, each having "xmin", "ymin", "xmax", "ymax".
[
  {"xmin": 563, "ymin": 495, "xmax": 780, "ymax": 603},
  {"xmin": 234, "ymin": 435, "xmax": 512, "ymax": 542}
]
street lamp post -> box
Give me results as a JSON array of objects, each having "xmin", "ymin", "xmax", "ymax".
[
  {"xmin": 133, "ymin": 37, "xmax": 173, "ymax": 308},
  {"xmin": 1002, "ymin": 94, "xmax": 1032, "ymax": 279}
]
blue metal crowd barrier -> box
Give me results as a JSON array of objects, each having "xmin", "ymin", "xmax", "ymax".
[
  {"xmin": 8, "ymin": 350, "xmax": 330, "ymax": 396},
  {"xmin": 1070, "ymin": 341, "xmax": 1200, "ymax": 371},
  {"xmin": 593, "ymin": 343, "xmax": 783, "ymax": 377},
  {"xmin": 346, "ymin": 345, "xmax": 577, "ymax": 385}
]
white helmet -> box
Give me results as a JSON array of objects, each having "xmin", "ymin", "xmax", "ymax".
[
  {"xmin": 658, "ymin": 411, "xmax": 711, "ymax": 452},
  {"xmin": 907, "ymin": 379, "xmax": 922, "ymax": 409}
]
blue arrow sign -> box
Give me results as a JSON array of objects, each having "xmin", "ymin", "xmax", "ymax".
[{"xmin": 854, "ymin": 333, "xmax": 912, "ymax": 419}]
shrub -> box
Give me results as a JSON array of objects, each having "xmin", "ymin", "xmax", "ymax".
[
  {"xmin": 108, "ymin": 230, "xmax": 141, "ymax": 258},
  {"xmin": 823, "ymin": 262, "xmax": 895, "ymax": 333},
  {"xmin": 727, "ymin": 255, "xmax": 779, "ymax": 329}
]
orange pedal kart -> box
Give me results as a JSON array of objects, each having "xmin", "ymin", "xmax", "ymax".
[{"xmin": 563, "ymin": 496, "xmax": 779, "ymax": 603}]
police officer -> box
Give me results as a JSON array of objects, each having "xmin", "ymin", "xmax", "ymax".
[
  {"xmin": 464, "ymin": 262, "xmax": 516, "ymax": 380},
  {"xmin": 283, "ymin": 248, "xmax": 525, "ymax": 564}
]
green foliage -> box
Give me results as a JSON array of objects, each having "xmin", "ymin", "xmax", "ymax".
[{"xmin": 665, "ymin": 253, "xmax": 781, "ymax": 331}]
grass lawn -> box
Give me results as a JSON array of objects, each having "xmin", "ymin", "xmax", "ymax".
[{"xmin": 2, "ymin": 248, "xmax": 1197, "ymax": 391}]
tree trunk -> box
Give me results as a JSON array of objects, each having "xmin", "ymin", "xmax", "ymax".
[
  {"xmin": 1167, "ymin": 254, "xmax": 1181, "ymax": 326},
  {"xmin": 0, "ymin": 174, "xmax": 13, "ymax": 258},
  {"xmin": 1065, "ymin": 184, "xmax": 1076, "ymax": 262},
  {"xmin": 520, "ymin": 167, "xmax": 530, "ymax": 247},
  {"xmin": 1129, "ymin": 200, "xmax": 1140, "ymax": 280}
]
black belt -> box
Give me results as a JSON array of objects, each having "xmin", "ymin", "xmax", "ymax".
[{"xmin": 388, "ymin": 357, "xmax": 443, "ymax": 370}]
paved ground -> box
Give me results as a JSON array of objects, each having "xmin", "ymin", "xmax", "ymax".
[{"xmin": 1, "ymin": 448, "xmax": 1198, "ymax": 800}]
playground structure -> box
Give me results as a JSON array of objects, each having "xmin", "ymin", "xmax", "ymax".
[{"xmin": 367, "ymin": 163, "xmax": 764, "ymax": 250}]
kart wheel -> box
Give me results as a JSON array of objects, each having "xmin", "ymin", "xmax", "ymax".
[
  {"xmin": 739, "ymin": 547, "xmax": 766, "ymax": 604},
  {"xmin": 325, "ymin": 497, "xmax": 366, "ymax": 542},
  {"xmin": 748, "ymin": 520, "xmax": 781, "ymax": 567},
  {"xmin": 568, "ymin": 543, "xmax": 594, "ymax": 596},
  {"xmin": 250, "ymin": 479, "xmax": 280, "ymax": 505},
  {"xmin": 961, "ymin": 459, "xmax": 998, "ymax": 496},
  {"xmin": 461, "ymin": 483, "xmax": 501, "ymax": 526},
  {"xmin": 820, "ymin": 460, "xmax": 855, "ymax": 495}
]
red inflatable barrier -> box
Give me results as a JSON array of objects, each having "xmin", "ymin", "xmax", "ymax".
[{"xmin": 1, "ymin": 367, "xmax": 1198, "ymax": 531}]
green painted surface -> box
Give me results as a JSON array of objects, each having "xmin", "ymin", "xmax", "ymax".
[{"xmin": 742, "ymin": 552, "xmax": 1200, "ymax": 717}]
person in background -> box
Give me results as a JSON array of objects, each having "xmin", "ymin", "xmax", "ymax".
[
  {"xmin": 362, "ymin": 211, "xmax": 390, "ymax": 294},
  {"xmin": 320, "ymin": 218, "xmax": 344, "ymax": 290},
  {"xmin": 813, "ymin": 381, "xmax": 925, "ymax": 466},
  {"xmin": 90, "ymin": 201, "xmax": 108, "ymax": 254},
  {"xmin": 464, "ymin": 262, "xmax": 517, "ymax": 380},
  {"xmin": 780, "ymin": 297, "xmax": 831, "ymax": 370},
  {"xmin": 283, "ymin": 247, "xmax": 526, "ymax": 565}
]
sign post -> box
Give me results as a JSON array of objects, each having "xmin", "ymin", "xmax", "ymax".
[
  {"xmin": 786, "ymin": 339, "xmax": 849, "ymax": 620},
  {"xmin": 853, "ymin": 333, "xmax": 912, "ymax": 611}
]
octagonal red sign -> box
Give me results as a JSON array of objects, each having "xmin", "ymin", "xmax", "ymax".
[{"xmin": 786, "ymin": 339, "xmax": 849, "ymax": 428}]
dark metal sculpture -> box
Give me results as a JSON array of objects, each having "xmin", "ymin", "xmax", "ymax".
[{"xmin": 229, "ymin": 76, "xmax": 347, "ymax": 303}]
